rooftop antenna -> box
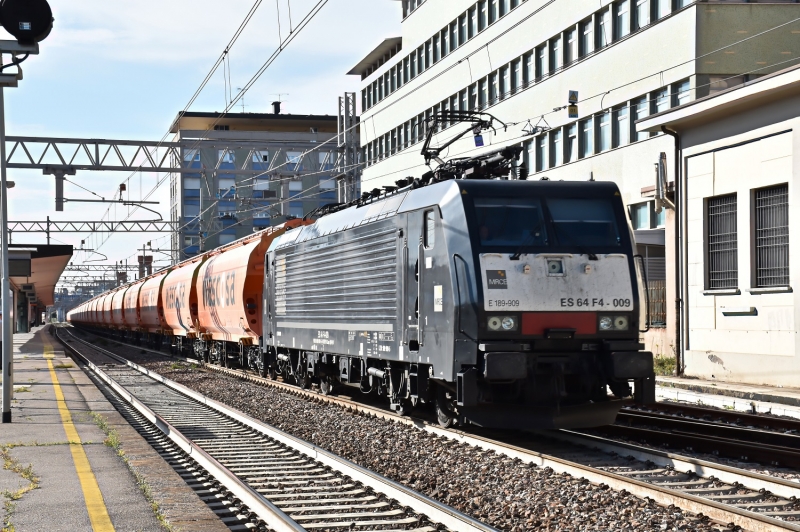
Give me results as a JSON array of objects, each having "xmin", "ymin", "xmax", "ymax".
[{"xmin": 236, "ymin": 87, "xmax": 246, "ymax": 113}]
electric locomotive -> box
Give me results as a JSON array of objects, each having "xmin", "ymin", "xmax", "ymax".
[{"xmin": 263, "ymin": 145, "xmax": 655, "ymax": 429}]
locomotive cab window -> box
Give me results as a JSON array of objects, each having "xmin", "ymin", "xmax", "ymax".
[
  {"xmin": 547, "ymin": 198, "xmax": 621, "ymax": 247},
  {"xmin": 424, "ymin": 210, "xmax": 435, "ymax": 248},
  {"xmin": 473, "ymin": 197, "xmax": 547, "ymax": 247}
]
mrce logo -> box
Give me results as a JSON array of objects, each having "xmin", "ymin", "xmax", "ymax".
[{"xmin": 486, "ymin": 270, "xmax": 507, "ymax": 290}]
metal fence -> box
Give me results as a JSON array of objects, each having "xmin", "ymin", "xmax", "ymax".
[
  {"xmin": 647, "ymin": 280, "xmax": 667, "ymax": 328},
  {"xmin": 755, "ymin": 184, "xmax": 789, "ymax": 287},
  {"xmin": 707, "ymin": 194, "xmax": 738, "ymax": 289}
]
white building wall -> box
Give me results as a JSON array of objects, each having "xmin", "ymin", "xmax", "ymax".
[
  {"xmin": 682, "ymin": 120, "xmax": 800, "ymax": 386},
  {"xmin": 360, "ymin": 1, "xmax": 698, "ymax": 190}
]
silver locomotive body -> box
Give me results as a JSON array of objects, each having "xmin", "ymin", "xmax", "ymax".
[{"xmin": 264, "ymin": 179, "xmax": 654, "ymax": 429}]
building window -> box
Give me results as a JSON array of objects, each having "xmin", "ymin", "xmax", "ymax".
[
  {"xmin": 488, "ymin": 72, "xmax": 498, "ymax": 104},
  {"xmin": 565, "ymin": 28, "xmax": 577, "ymax": 65},
  {"xmin": 706, "ymin": 194, "xmax": 738, "ymax": 289},
  {"xmin": 631, "ymin": 202, "xmax": 651, "ymax": 230},
  {"xmin": 652, "ymin": 87, "xmax": 669, "ymax": 115},
  {"xmin": 565, "ymin": 123, "xmax": 577, "ymax": 163},
  {"xmin": 488, "ymin": 0, "xmax": 497, "ymax": 25},
  {"xmin": 432, "ymin": 34, "xmax": 440, "ymax": 63},
  {"xmin": 478, "ymin": 78, "xmax": 488, "ymax": 108},
  {"xmin": 596, "ymin": 8, "xmax": 611, "ymax": 49},
  {"xmin": 523, "ymin": 52, "xmax": 533, "ymax": 86},
  {"xmin": 634, "ymin": 0, "xmax": 650, "ymax": 29},
  {"xmin": 579, "ymin": 117, "xmax": 594, "ymax": 158},
  {"xmin": 220, "ymin": 233, "xmax": 236, "ymax": 245},
  {"xmin": 218, "ymin": 149, "xmax": 234, "ymax": 164},
  {"xmin": 320, "ymin": 178, "xmax": 337, "ymax": 201},
  {"xmin": 183, "ymin": 149, "xmax": 200, "ymax": 162},
  {"xmin": 615, "ymin": 0, "xmax": 630, "ymax": 40},
  {"xmin": 289, "ymin": 203, "xmax": 304, "ymax": 218},
  {"xmin": 653, "ymin": 0, "xmax": 670, "ymax": 20},
  {"xmin": 441, "ymin": 29, "xmax": 449, "ymax": 58},
  {"xmin": 549, "ymin": 129, "xmax": 562, "ymax": 168},
  {"xmin": 286, "ymin": 151, "xmax": 303, "ymax": 171},
  {"xmin": 468, "ymin": 6, "xmax": 477, "ymax": 39},
  {"xmin": 549, "ymin": 35, "xmax": 562, "ymax": 73},
  {"xmin": 511, "ymin": 59, "xmax": 521, "ymax": 93},
  {"xmin": 184, "ymin": 177, "xmax": 200, "ymax": 190},
  {"xmin": 499, "ymin": 65, "xmax": 509, "ymax": 99},
  {"xmin": 535, "ymin": 44, "xmax": 546, "ymax": 80},
  {"xmin": 613, "ymin": 104, "xmax": 629, "ymax": 148},
  {"xmin": 631, "ymin": 96, "xmax": 648, "ymax": 142},
  {"xmin": 459, "ymin": 13, "xmax": 467, "ymax": 44},
  {"xmin": 523, "ymin": 139, "xmax": 534, "ymax": 173},
  {"xmin": 252, "ymin": 150, "xmax": 269, "ymax": 163},
  {"xmin": 288, "ymin": 180, "xmax": 303, "ymax": 199},
  {"xmin": 597, "ymin": 112, "xmax": 611, "ymax": 152},
  {"xmin": 535, "ymin": 135, "xmax": 546, "ymax": 172},
  {"xmin": 672, "ymin": 79, "xmax": 691, "ymax": 107},
  {"xmin": 755, "ymin": 184, "xmax": 789, "ymax": 287},
  {"xmin": 478, "ymin": 0, "xmax": 487, "ymax": 31},
  {"xmin": 450, "ymin": 21, "xmax": 458, "ymax": 51},
  {"xmin": 579, "ymin": 17, "xmax": 593, "ymax": 57}
]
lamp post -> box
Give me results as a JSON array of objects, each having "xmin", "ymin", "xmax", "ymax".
[{"xmin": 1, "ymin": 0, "xmax": 54, "ymax": 423}]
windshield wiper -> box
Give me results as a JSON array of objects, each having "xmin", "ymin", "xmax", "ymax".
[{"xmin": 510, "ymin": 222, "xmax": 545, "ymax": 260}]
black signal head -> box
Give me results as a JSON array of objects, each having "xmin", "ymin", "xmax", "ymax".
[{"xmin": 0, "ymin": 0, "xmax": 53, "ymax": 45}]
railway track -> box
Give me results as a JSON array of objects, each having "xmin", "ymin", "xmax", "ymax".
[
  {"xmin": 600, "ymin": 408, "xmax": 800, "ymax": 468},
  {"xmin": 55, "ymin": 326, "xmax": 496, "ymax": 532},
  {"xmin": 69, "ymin": 326, "xmax": 800, "ymax": 531}
]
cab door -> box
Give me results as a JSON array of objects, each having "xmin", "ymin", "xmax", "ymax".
[{"xmin": 404, "ymin": 213, "xmax": 423, "ymax": 351}]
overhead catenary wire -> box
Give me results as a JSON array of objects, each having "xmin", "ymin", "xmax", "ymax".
[
  {"xmin": 77, "ymin": 2, "xmax": 800, "ymax": 263},
  {"xmin": 83, "ymin": 0, "xmax": 330, "ymax": 255}
]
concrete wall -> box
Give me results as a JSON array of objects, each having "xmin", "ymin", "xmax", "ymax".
[{"xmin": 680, "ymin": 93, "xmax": 800, "ymax": 386}]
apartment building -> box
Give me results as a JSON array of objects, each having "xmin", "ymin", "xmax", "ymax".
[
  {"xmin": 169, "ymin": 110, "xmax": 339, "ymax": 261},
  {"xmin": 350, "ymin": 0, "xmax": 800, "ymax": 353}
]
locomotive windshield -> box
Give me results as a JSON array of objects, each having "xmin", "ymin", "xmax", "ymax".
[
  {"xmin": 471, "ymin": 196, "xmax": 622, "ymax": 251},
  {"xmin": 474, "ymin": 198, "xmax": 548, "ymax": 247}
]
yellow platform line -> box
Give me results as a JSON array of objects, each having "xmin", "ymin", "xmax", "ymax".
[{"xmin": 43, "ymin": 333, "xmax": 115, "ymax": 532}]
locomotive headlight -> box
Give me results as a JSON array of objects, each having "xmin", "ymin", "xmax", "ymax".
[
  {"xmin": 487, "ymin": 316, "xmax": 517, "ymax": 331},
  {"xmin": 599, "ymin": 316, "xmax": 613, "ymax": 330},
  {"xmin": 613, "ymin": 315, "xmax": 629, "ymax": 330},
  {"xmin": 501, "ymin": 316, "xmax": 517, "ymax": 331}
]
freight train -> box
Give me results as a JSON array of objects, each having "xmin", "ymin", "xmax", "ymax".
[{"xmin": 68, "ymin": 143, "xmax": 655, "ymax": 429}]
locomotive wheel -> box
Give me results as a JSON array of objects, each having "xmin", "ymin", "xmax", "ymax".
[
  {"xmin": 268, "ymin": 367, "xmax": 277, "ymax": 380},
  {"xmin": 435, "ymin": 388, "xmax": 457, "ymax": 428},
  {"xmin": 299, "ymin": 373, "xmax": 312, "ymax": 390},
  {"xmin": 394, "ymin": 398, "xmax": 413, "ymax": 417}
]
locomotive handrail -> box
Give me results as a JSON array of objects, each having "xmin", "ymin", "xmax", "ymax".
[
  {"xmin": 634, "ymin": 254, "xmax": 651, "ymax": 333},
  {"xmin": 453, "ymin": 253, "xmax": 477, "ymax": 342}
]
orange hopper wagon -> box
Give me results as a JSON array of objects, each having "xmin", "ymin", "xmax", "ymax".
[
  {"xmin": 161, "ymin": 254, "xmax": 207, "ymax": 356},
  {"xmin": 137, "ymin": 269, "xmax": 171, "ymax": 349},
  {"xmin": 195, "ymin": 219, "xmax": 309, "ymax": 369}
]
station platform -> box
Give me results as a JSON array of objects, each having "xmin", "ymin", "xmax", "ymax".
[
  {"xmin": 657, "ymin": 375, "xmax": 800, "ymax": 419},
  {"xmin": 0, "ymin": 325, "xmax": 227, "ymax": 532}
]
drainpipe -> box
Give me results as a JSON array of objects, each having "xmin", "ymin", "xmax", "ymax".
[{"xmin": 661, "ymin": 126, "xmax": 684, "ymax": 376}]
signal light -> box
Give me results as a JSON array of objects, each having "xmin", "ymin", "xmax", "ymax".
[{"xmin": 0, "ymin": 0, "xmax": 53, "ymax": 45}]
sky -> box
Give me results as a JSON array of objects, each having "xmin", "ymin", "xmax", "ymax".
[{"xmin": 2, "ymin": 0, "xmax": 401, "ymax": 284}]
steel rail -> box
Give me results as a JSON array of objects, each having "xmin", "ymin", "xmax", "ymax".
[
  {"xmin": 625, "ymin": 403, "xmax": 800, "ymax": 433},
  {"xmin": 60, "ymin": 327, "xmax": 497, "ymax": 532},
  {"xmin": 72, "ymin": 327, "xmax": 800, "ymax": 532},
  {"xmin": 55, "ymin": 327, "xmax": 304, "ymax": 532}
]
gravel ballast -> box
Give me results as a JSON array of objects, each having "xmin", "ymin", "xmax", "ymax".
[{"xmin": 139, "ymin": 360, "xmax": 720, "ymax": 532}]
